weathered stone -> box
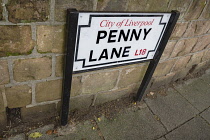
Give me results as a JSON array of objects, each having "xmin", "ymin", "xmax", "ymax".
[
  {"xmin": 118, "ymin": 65, "xmax": 148, "ymax": 88},
  {"xmin": 172, "ymin": 56, "xmax": 191, "ymax": 72},
  {"xmin": 200, "ymin": 1, "xmax": 210, "ymax": 19},
  {"xmin": 127, "ymin": 0, "xmax": 147, "ymax": 11},
  {"xmin": 70, "ymin": 95, "xmax": 94, "ymax": 111},
  {"xmin": 151, "ymin": 72, "xmax": 176, "ymax": 89},
  {"xmin": 0, "ymin": 60, "xmax": 9, "ymax": 85},
  {"xmin": 56, "ymin": 55, "xmax": 64, "ymax": 77},
  {"xmin": 82, "ymin": 71, "xmax": 118, "ymax": 94},
  {"xmin": 153, "ymin": 59, "xmax": 176, "ymax": 77},
  {"xmin": 0, "ymin": 86, "xmax": 5, "ymax": 112},
  {"xmin": 97, "ymin": 0, "xmax": 127, "ymax": 11},
  {"xmin": 36, "ymin": 79, "xmax": 62, "ymax": 102},
  {"xmin": 13, "ymin": 57, "xmax": 52, "ymax": 82},
  {"xmin": 37, "ymin": 26, "xmax": 65, "ymax": 53},
  {"xmin": 94, "ymin": 89, "xmax": 129, "ymax": 106},
  {"xmin": 7, "ymin": 0, "xmax": 50, "ymax": 23},
  {"xmin": 144, "ymin": 0, "xmax": 168, "ymax": 12},
  {"xmin": 184, "ymin": 20, "xmax": 210, "ymax": 37},
  {"xmin": 0, "ymin": 112, "xmax": 7, "ymax": 132},
  {"xmin": 0, "ymin": 26, "xmax": 34, "ymax": 57},
  {"xmin": 202, "ymin": 49, "xmax": 210, "ymax": 62},
  {"xmin": 187, "ymin": 52, "xmax": 205, "ymax": 68},
  {"xmin": 21, "ymin": 104, "xmax": 56, "ymax": 122},
  {"xmin": 170, "ymin": 22, "xmax": 188, "ymax": 39},
  {"xmin": 172, "ymin": 67, "xmax": 190, "ymax": 81},
  {"xmin": 0, "ymin": 0, "xmax": 3, "ymax": 20},
  {"xmin": 55, "ymin": 0, "xmax": 93, "ymax": 21},
  {"xmin": 168, "ymin": 0, "xmax": 191, "ymax": 19},
  {"xmin": 191, "ymin": 35, "xmax": 210, "ymax": 52},
  {"xmin": 192, "ymin": 61, "xmax": 210, "ymax": 74},
  {"xmin": 184, "ymin": 0, "xmax": 206, "ymax": 20},
  {"xmin": 71, "ymin": 76, "xmax": 82, "ymax": 97},
  {"xmin": 170, "ymin": 38, "xmax": 197, "ymax": 57},
  {"xmin": 5, "ymin": 85, "xmax": 32, "ymax": 108},
  {"xmin": 161, "ymin": 41, "xmax": 176, "ymax": 60}
]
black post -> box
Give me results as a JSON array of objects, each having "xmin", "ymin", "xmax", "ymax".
[
  {"xmin": 135, "ymin": 10, "xmax": 180, "ymax": 102},
  {"xmin": 61, "ymin": 9, "xmax": 78, "ymax": 126}
]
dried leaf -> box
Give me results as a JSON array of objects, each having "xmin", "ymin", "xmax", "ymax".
[
  {"xmin": 92, "ymin": 127, "xmax": 96, "ymax": 130},
  {"xmin": 97, "ymin": 118, "xmax": 101, "ymax": 122},
  {"xmin": 46, "ymin": 130, "xmax": 53, "ymax": 135},
  {"xmin": 29, "ymin": 132, "xmax": 43, "ymax": 138}
]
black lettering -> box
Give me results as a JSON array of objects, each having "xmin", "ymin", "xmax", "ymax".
[
  {"xmin": 98, "ymin": 49, "xmax": 108, "ymax": 60},
  {"xmin": 130, "ymin": 29, "xmax": 142, "ymax": 41},
  {"xmin": 143, "ymin": 28, "xmax": 152, "ymax": 40},
  {"xmin": 118, "ymin": 29, "xmax": 130, "ymax": 42},
  {"xmin": 111, "ymin": 47, "xmax": 122, "ymax": 59},
  {"xmin": 89, "ymin": 50, "xmax": 97, "ymax": 62},
  {"xmin": 96, "ymin": 30, "xmax": 107, "ymax": 44},
  {"xmin": 108, "ymin": 30, "xmax": 117, "ymax": 43},
  {"xmin": 122, "ymin": 46, "xmax": 131, "ymax": 57}
]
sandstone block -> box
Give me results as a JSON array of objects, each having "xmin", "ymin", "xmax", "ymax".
[
  {"xmin": 21, "ymin": 104, "xmax": 56, "ymax": 122},
  {"xmin": 118, "ymin": 65, "xmax": 148, "ymax": 88},
  {"xmin": 192, "ymin": 61, "xmax": 210, "ymax": 74},
  {"xmin": 37, "ymin": 26, "xmax": 65, "ymax": 53},
  {"xmin": 172, "ymin": 56, "xmax": 191, "ymax": 72},
  {"xmin": 144, "ymin": 0, "xmax": 169, "ymax": 12},
  {"xmin": 153, "ymin": 59, "xmax": 176, "ymax": 77},
  {"xmin": 97, "ymin": 0, "xmax": 127, "ymax": 11},
  {"xmin": 71, "ymin": 76, "xmax": 82, "ymax": 97},
  {"xmin": 7, "ymin": 0, "xmax": 50, "ymax": 23},
  {"xmin": 151, "ymin": 73, "xmax": 175, "ymax": 89},
  {"xmin": 170, "ymin": 22, "xmax": 188, "ymax": 39},
  {"xmin": 170, "ymin": 38, "xmax": 198, "ymax": 57},
  {"xmin": 172, "ymin": 67, "xmax": 190, "ymax": 81},
  {"xmin": 168, "ymin": 0, "xmax": 191, "ymax": 19},
  {"xmin": 202, "ymin": 49, "xmax": 210, "ymax": 62},
  {"xmin": 55, "ymin": 55, "xmax": 64, "ymax": 77},
  {"xmin": 13, "ymin": 57, "xmax": 52, "ymax": 82},
  {"xmin": 5, "ymin": 85, "xmax": 32, "ymax": 108},
  {"xmin": 0, "ymin": 112, "xmax": 7, "ymax": 132},
  {"xmin": 187, "ymin": 52, "xmax": 205, "ymax": 68},
  {"xmin": 0, "ymin": 60, "xmax": 9, "ymax": 85},
  {"xmin": 200, "ymin": 1, "xmax": 210, "ymax": 19},
  {"xmin": 191, "ymin": 35, "xmax": 210, "ymax": 53},
  {"xmin": 70, "ymin": 95, "xmax": 94, "ymax": 111},
  {"xmin": 127, "ymin": 0, "xmax": 147, "ymax": 11},
  {"xmin": 184, "ymin": 0, "xmax": 206, "ymax": 20},
  {"xmin": 0, "ymin": 0, "xmax": 3, "ymax": 20},
  {"xmin": 0, "ymin": 26, "xmax": 34, "ymax": 57},
  {"xmin": 184, "ymin": 20, "xmax": 210, "ymax": 37},
  {"xmin": 82, "ymin": 71, "xmax": 118, "ymax": 94},
  {"xmin": 161, "ymin": 41, "xmax": 176, "ymax": 60},
  {"xmin": 55, "ymin": 0, "xmax": 93, "ymax": 21},
  {"xmin": 36, "ymin": 80, "xmax": 62, "ymax": 102},
  {"xmin": 94, "ymin": 89, "xmax": 129, "ymax": 106},
  {"xmin": 0, "ymin": 86, "xmax": 5, "ymax": 112}
]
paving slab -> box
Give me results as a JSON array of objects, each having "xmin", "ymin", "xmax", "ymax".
[
  {"xmin": 54, "ymin": 121, "xmax": 101, "ymax": 140},
  {"xmin": 145, "ymin": 88, "xmax": 199, "ymax": 131},
  {"xmin": 157, "ymin": 137, "xmax": 166, "ymax": 140},
  {"xmin": 96, "ymin": 107, "xmax": 166, "ymax": 140},
  {"xmin": 174, "ymin": 78, "xmax": 210, "ymax": 111},
  {"xmin": 165, "ymin": 116, "xmax": 210, "ymax": 140},
  {"xmin": 200, "ymin": 107, "xmax": 210, "ymax": 124},
  {"xmin": 8, "ymin": 133, "xmax": 25, "ymax": 140},
  {"xmin": 28, "ymin": 124, "xmax": 55, "ymax": 140},
  {"xmin": 200, "ymin": 73, "xmax": 210, "ymax": 84}
]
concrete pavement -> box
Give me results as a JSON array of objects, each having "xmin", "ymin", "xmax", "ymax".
[{"xmin": 8, "ymin": 70, "xmax": 210, "ymax": 140}]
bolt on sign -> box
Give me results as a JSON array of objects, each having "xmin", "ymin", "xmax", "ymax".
[{"xmin": 61, "ymin": 9, "xmax": 180, "ymax": 126}]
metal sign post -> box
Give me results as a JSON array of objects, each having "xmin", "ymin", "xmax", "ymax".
[{"xmin": 61, "ymin": 9, "xmax": 180, "ymax": 126}]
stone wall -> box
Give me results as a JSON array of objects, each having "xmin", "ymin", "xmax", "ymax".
[{"xmin": 0, "ymin": 0, "xmax": 210, "ymax": 129}]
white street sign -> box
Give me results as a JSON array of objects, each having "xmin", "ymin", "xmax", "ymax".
[{"xmin": 73, "ymin": 13, "xmax": 171, "ymax": 72}]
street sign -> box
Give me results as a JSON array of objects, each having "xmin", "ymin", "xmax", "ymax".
[
  {"xmin": 73, "ymin": 13, "xmax": 171, "ymax": 73},
  {"xmin": 61, "ymin": 9, "xmax": 180, "ymax": 126}
]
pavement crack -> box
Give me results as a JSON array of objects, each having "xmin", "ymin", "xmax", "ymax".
[{"xmin": 90, "ymin": 119, "xmax": 105, "ymax": 140}]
